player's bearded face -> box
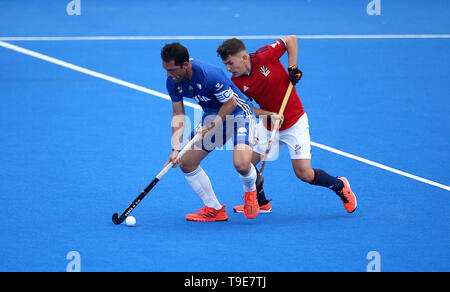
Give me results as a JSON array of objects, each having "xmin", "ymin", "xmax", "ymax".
[
  {"xmin": 163, "ymin": 60, "xmax": 189, "ymax": 83},
  {"xmin": 223, "ymin": 53, "xmax": 248, "ymax": 77}
]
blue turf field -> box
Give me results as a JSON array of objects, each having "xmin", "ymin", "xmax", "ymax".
[{"xmin": 0, "ymin": 0, "xmax": 449, "ymax": 272}]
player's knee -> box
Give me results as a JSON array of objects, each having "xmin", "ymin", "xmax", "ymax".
[
  {"xmin": 180, "ymin": 160, "xmax": 199, "ymax": 174},
  {"xmin": 234, "ymin": 161, "xmax": 251, "ymax": 176}
]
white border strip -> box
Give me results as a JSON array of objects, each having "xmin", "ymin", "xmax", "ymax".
[
  {"xmin": 1, "ymin": 34, "xmax": 450, "ymax": 41},
  {"xmin": 0, "ymin": 40, "xmax": 448, "ymax": 191}
]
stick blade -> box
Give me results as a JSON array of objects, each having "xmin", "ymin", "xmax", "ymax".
[{"xmin": 112, "ymin": 213, "xmax": 123, "ymax": 225}]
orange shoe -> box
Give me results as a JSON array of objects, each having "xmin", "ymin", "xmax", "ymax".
[
  {"xmin": 244, "ymin": 190, "xmax": 259, "ymax": 219},
  {"xmin": 186, "ymin": 205, "xmax": 228, "ymax": 222},
  {"xmin": 233, "ymin": 202, "xmax": 272, "ymax": 214},
  {"xmin": 337, "ymin": 177, "xmax": 357, "ymax": 213}
]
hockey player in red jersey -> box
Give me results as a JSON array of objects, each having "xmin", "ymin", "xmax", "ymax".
[{"xmin": 217, "ymin": 36, "xmax": 357, "ymax": 216}]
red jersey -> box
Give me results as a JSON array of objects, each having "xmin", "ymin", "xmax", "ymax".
[{"xmin": 231, "ymin": 39, "xmax": 305, "ymax": 131}]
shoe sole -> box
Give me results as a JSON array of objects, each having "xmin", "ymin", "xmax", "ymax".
[
  {"xmin": 186, "ymin": 217, "xmax": 228, "ymax": 222},
  {"xmin": 233, "ymin": 208, "xmax": 272, "ymax": 214}
]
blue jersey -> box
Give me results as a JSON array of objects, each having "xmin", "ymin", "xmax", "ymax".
[{"xmin": 166, "ymin": 59, "xmax": 254, "ymax": 117}]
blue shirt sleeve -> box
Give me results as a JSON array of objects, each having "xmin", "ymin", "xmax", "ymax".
[
  {"xmin": 205, "ymin": 69, "xmax": 235, "ymax": 103},
  {"xmin": 166, "ymin": 78, "xmax": 183, "ymax": 103}
]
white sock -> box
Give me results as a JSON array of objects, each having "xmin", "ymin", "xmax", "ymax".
[
  {"xmin": 185, "ymin": 167, "xmax": 222, "ymax": 210},
  {"xmin": 239, "ymin": 164, "xmax": 257, "ymax": 193}
]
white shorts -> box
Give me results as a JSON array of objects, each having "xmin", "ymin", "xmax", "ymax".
[{"xmin": 253, "ymin": 113, "xmax": 312, "ymax": 160}]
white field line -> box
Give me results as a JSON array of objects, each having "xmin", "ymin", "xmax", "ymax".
[
  {"xmin": 311, "ymin": 142, "xmax": 450, "ymax": 191},
  {"xmin": 0, "ymin": 41, "xmax": 201, "ymax": 110},
  {"xmin": 0, "ymin": 34, "xmax": 450, "ymax": 41},
  {"xmin": 0, "ymin": 40, "xmax": 448, "ymax": 192}
]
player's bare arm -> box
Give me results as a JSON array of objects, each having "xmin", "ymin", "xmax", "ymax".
[
  {"xmin": 198, "ymin": 96, "xmax": 238, "ymax": 137},
  {"xmin": 282, "ymin": 35, "xmax": 299, "ymax": 67},
  {"xmin": 167, "ymin": 100, "xmax": 186, "ymax": 167},
  {"xmin": 282, "ymin": 35, "xmax": 303, "ymax": 85},
  {"xmin": 253, "ymin": 107, "xmax": 283, "ymax": 122}
]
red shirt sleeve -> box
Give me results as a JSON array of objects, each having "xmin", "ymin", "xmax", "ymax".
[{"xmin": 250, "ymin": 39, "xmax": 286, "ymax": 63}]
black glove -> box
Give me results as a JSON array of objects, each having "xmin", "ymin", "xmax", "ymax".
[{"xmin": 288, "ymin": 64, "xmax": 303, "ymax": 86}]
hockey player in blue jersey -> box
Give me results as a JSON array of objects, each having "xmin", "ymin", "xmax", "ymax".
[{"xmin": 161, "ymin": 42, "xmax": 260, "ymax": 220}]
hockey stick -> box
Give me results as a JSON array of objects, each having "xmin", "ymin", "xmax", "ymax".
[
  {"xmin": 256, "ymin": 82, "xmax": 294, "ymax": 185},
  {"xmin": 112, "ymin": 133, "xmax": 201, "ymax": 225}
]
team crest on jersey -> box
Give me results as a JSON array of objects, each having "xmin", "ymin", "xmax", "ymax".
[
  {"xmin": 177, "ymin": 86, "xmax": 183, "ymax": 94},
  {"xmin": 260, "ymin": 65, "xmax": 270, "ymax": 77}
]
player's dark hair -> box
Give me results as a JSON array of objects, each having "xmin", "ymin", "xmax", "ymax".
[
  {"xmin": 217, "ymin": 38, "xmax": 247, "ymax": 60},
  {"xmin": 161, "ymin": 42, "xmax": 190, "ymax": 66}
]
